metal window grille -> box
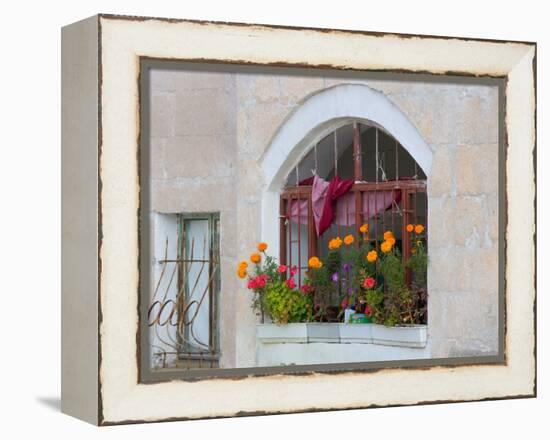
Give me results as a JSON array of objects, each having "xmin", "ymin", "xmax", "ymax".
[
  {"xmin": 280, "ymin": 122, "xmax": 428, "ymax": 309},
  {"xmin": 148, "ymin": 213, "xmax": 220, "ymax": 370}
]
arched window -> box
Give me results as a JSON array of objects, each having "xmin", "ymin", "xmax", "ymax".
[{"xmin": 279, "ymin": 121, "xmax": 427, "ymax": 321}]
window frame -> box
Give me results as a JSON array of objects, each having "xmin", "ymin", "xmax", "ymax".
[
  {"xmin": 176, "ymin": 212, "xmax": 221, "ymax": 369},
  {"xmin": 279, "ymin": 122, "xmax": 428, "ymax": 286}
]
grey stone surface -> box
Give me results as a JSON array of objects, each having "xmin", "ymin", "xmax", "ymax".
[{"xmin": 148, "ymin": 67, "xmax": 501, "ymax": 367}]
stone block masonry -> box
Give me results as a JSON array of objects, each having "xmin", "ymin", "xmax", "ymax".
[{"xmin": 148, "ymin": 66, "xmax": 500, "ymax": 367}]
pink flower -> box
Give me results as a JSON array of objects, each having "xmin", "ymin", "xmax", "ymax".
[
  {"xmin": 277, "ymin": 265, "xmax": 288, "ymax": 273},
  {"xmin": 300, "ymin": 284, "xmax": 313, "ymax": 295},
  {"xmin": 286, "ymin": 278, "xmax": 296, "ymax": 289},
  {"xmin": 247, "ymin": 274, "xmax": 268, "ymax": 290},
  {"xmin": 363, "ymin": 277, "xmax": 376, "ymax": 289},
  {"xmin": 341, "ymin": 297, "xmax": 349, "ymax": 310},
  {"xmin": 290, "ymin": 265, "xmax": 298, "ymax": 276},
  {"xmin": 364, "ymin": 305, "xmax": 372, "ymax": 316}
]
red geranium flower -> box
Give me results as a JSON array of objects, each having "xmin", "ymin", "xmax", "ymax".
[
  {"xmin": 363, "ymin": 277, "xmax": 376, "ymax": 289},
  {"xmin": 286, "ymin": 278, "xmax": 296, "ymax": 289},
  {"xmin": 247, "ymin": 274, "xmax": 268, "ymax": 290},
  {"xmin": 277, "ymin": 265, "xmax": 287, "ymax": 273}
]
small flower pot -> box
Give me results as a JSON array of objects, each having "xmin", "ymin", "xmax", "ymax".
[{"xmin": 350, "ymin": 313, "xmax": 373, "ymax": 324}]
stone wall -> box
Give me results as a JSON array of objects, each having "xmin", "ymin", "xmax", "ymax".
[{"xmin": 149, "ymin": 66, "xmax": 500, "ymax": 367}]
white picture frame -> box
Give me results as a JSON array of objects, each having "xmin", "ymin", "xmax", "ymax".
[{"xmin": 61, "ymin": 14, "xmax": 536, "ymax": 425}]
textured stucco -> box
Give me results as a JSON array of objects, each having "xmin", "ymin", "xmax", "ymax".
[{"xmin": 149, "ymin": 67, "xmax": 499, "ymax": 368}]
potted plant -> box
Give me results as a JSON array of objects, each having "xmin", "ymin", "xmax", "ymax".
[
  {"xmin": 238, "ymin": 222, "xmax": 428, "ymax": 348},
  {"xmin": 237, "ymin": 242, "xmax": 314, "ymax": 343}
]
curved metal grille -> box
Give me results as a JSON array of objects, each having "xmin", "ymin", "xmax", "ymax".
[{"xmin": 148, "ymin": 214, "xmax": 220, "ymax": 370}]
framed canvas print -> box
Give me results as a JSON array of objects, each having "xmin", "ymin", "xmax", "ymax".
[{"xmin": 61, "ymin": 14, "xmax": 536, "ymax": 425}]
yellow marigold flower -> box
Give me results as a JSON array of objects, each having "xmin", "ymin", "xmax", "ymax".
[
  {"xmin": 387, "ymin": 236, "xmax": 396, "ymax": 246},
  {"xmin": 237, "ymin": 268, "xmax": 247, "ymax": 279},
  {"xmin": 308, "ymin": 256, "xmax": 323, "ymax": 269},
  {"xmin": 415, "ymin": 224, "xmax": 425, "ymax": 234},
  {"xmin": 367, "ymin": 250, "xmax": 378, "ymax": 263},
  {"xmin": 406, "ymin": 224, "xmax": 414, "ymax": 233},
  {"xmin": 250, "ymin": 253, "xmax": 261, "ymax": 264},
  {"xmin": 381, "ymin": 240, "xmax": 393, "ymax": 253},
  {"xmin": 383, "ymin": 230, "xmax": 394, "ymax": 241},
  {"xmin": 257, "ymin": 242, "xmax": 268, "ymax": 252},
  {"xmin": 359, "ymin": 224, "xmax": 369, "ymax": 234},
  {"xmin": 344, "ymin": 234, "xmax": 354, "ymax": 245},
  {"xmin": 328, "ymin": 237, "xmax": 343, "ymax": 250}
]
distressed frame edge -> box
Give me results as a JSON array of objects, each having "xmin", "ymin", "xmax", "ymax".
[
  {"xmin": 93, "ymin": 14, "xmax": 537, "ymax": 425},
  {"xmin": 97, "ymin": 12, "xmax": 537, "ymax": 47}
]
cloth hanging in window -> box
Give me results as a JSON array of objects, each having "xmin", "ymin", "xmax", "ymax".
[{"xmin": 289, "ymin": 176, "xmax": 400, "ymax": 236}]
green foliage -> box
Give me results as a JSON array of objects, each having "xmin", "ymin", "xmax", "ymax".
[
  {"xmin": 326, "ymin": 249, "xmax": 341, "ymax": 276},
  {"xmin": 407, "ymin": 241, "xmax": 428, "ymax": 287},
  {"xmin": 380, "ymin": 248, "xmax": 406, "ymax": 293},
  {"xmin": 364, "ymin": 287, "xmax": 384, "ymax": 323},
  {"xmin": 264, "ymin": 281, "xmax": 313, "ymax": 324},
  {"xmin": 254, "ymin": 254, "xmax": 279, "ymax": 281},
  {"xmin": 359, "ymin": 244, "xmax": 428, "ymax": 326}
]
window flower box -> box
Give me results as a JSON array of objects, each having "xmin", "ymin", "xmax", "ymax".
[
  {"xmin": 339, "ymin": 323, "xmax": 374, "ymax": 344},
  {"xmin": 307, "ymin": 323, "xmax": 340, "ymax": 343},
  {"xmin": 256, "ymin": 323, "xmax": 308, "ymax": 344},
  {"xmin": 257, "ymin": 323, "xmax": 427, "ymax": 348},
  {"xmin": 371, "ymin": 324, "xmax": 427, "ymax": 348}
]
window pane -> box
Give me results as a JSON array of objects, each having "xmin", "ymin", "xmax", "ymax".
[{"xmin": 183, "ymin": 219, "xmax": 211, "ymax": 350}]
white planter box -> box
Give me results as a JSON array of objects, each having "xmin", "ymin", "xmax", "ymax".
[
  {"xmin": 307, "ymin": 323, "xmax": 340, "ymax": 343},
  {"xmin": 339, "ymin": 323, "xmax": 373, "ymax": 343},
  {"xmin": 371, "ymin": 324, "xmax": 427, "ymax": 348},
  {"xmin": 256, "ymin": 323, "xmax": 308, "ymax": 343},
  {"xmin": 257, "ymin": 323, "xmax": 427, "ymax": 348}
]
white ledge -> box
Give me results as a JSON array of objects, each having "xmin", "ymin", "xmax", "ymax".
[{"xmin": 257, "ymin": 323, "xmax": 427, "ymax": 348}]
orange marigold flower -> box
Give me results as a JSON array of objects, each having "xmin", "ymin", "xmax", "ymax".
[
  {"xmin": 250, "ymin": 253, "xmax": 261, "ymax": 264},
  {"xmin": 359, "ymin": 224, "xmax": 369, "ymax": 234},
  {"xmin": 406, "ymin": 224, "xmax": 414, "ymax": 233},
  {"xmin": 328, "ymin": 237, "xmax": 343, "ymax": 250},
  {"xmin": 383, "ymin": 230, "xmax": 394, "ymax": 241},
  {"xmin": 238, "ymin": 261, "xmax": 248, "ymax": 270},
  {"xmin": 344, "ymin": 234, "xmax": 354, "ymax": 245},
  {"xmin": 366, "ymin": 250, "xmax": 378, "ymax": 263},
  {"xmin": 308, "ymin": 256, "xmax": 323, "ymax": 269},
  {"xmin": 257, "ymin": 242, "xmax": 268, "ymax": 252},
  {"xmin": 237, "ymin": 268, "xmax": 247, "ymax": 279},
  {"xmin": 415, "ymin": 224, "xmax": 425, "ymax": 234},
  {"xmin": 387, "ymin": 236, "xmax": 396, "ymax": 246},
  {"xmin": 381, "ymin": 240, "xmax": 393, "ymax": 253}
]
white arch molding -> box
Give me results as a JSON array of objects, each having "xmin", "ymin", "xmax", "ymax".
[{"xmin": 259, "ymin": 83, "xmax": 433, "ymax": 249}]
